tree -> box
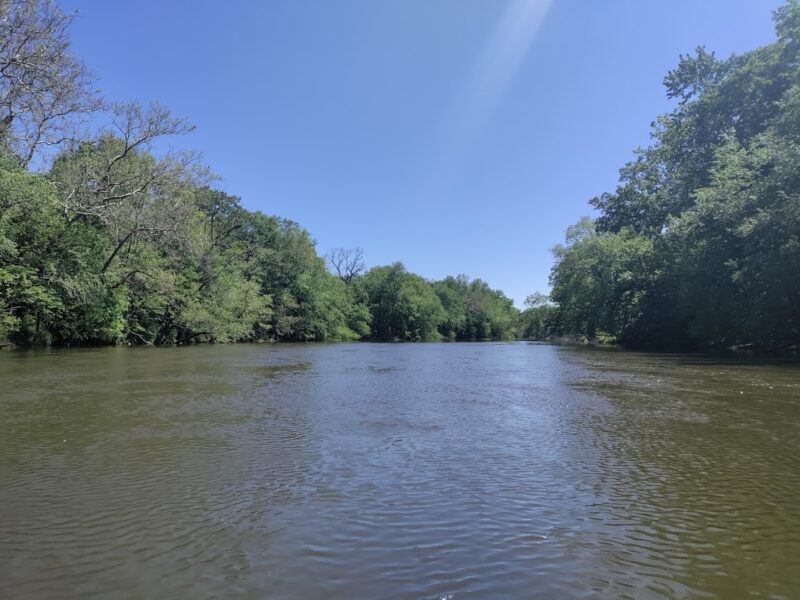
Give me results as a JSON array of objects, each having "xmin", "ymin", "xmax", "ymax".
[
  {"xmin": 550, "ymin": 1, "xmax": 800, "ymax": 350},
  {"xmin": 358, "ymin": 263, "xmax": 444, "ymax": 341},
  {"xmin": 0, "ymin": 0, "xmax": 100, "ymax": 169},
  {"xmin": 49, "ymin": 102, "xmax": 202, "ymax": 276},
  {"xmin": 431, "ymin": 275, "xmax": 519, "ymax": 340},
  {"xmin": 327, "ymin": 247, "xmax": 365, "ymax": 285},
  {"xmin": 519, "ymin": 293, "xmax": 559, "ymax": 340},
  {"xmin": 0, "ymin": 152, "xmax": 124, "ymax": 346},
  {"xmin": 432, "ymin": 276, "xmax": 468, "ymax": 340},
  {"xmin": 550, "ymin": 219, "xmax": 656, "ymax": 343}
]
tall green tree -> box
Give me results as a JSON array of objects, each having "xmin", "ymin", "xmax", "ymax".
[
  {"xmin": 432, "ymin": 275, "xmax": 518, "ymax": 340},
  {"xmin": 550, "ymin": 1, "xmax": 800, "ymax": 350},
  {"xmin": 358, "ymin": 263, "xmax": 444, "ymax": 341}
]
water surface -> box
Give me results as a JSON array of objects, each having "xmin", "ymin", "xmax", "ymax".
[{"xmin": 1, "ymin": 343, "xmax": 798, "ymax": 598}]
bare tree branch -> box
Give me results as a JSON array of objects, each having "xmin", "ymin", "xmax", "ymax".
[
  {"xmin": 0, "ymin": 0, "xmax": 101, "ymax": 169},
  {"xmin": 327, "ymin": 247, "xmax": 365, "ymax": 284},
  {"xmin": 49, "ymin": 101, "xmax": 211, "ymax": 274}
]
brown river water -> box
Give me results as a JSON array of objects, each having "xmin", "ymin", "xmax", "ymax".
[{"xmin": 1, "ymin": 343, "xmax": 799, "ymax": 599}]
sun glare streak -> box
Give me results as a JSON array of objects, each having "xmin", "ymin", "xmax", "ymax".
[{"xmin": 423, "ymin": 0, "xmax": 553, "ymax": 199}]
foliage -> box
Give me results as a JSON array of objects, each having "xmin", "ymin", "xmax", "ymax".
[
  {"xmin": 1, "ymin": 130, "xmax": 517, "ymax": 347},
  {"xmin": 518, "ymin": 293, "xmax": 560, "ymax": 340},
  {"xmin": 432, "ymin": 275, "xmax": 518, "ymax": 340},
  {"xmin": 549, "ymin": 1, "xmax": 800, "ymax": 350},
  {"xmin": 357, "ymin": 263, "xmax": 444, "ymax": 341}
]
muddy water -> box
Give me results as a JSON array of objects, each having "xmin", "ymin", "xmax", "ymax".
[{"xmin": 1, "ymin": 343, "xmax": 798, "ymax": 598}]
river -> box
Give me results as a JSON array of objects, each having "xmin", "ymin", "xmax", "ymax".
[{"xmin": 1, "ymin": 343, "xmax": 798, "ymax": 599}]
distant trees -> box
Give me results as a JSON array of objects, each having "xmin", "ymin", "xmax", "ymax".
[
  {"xmin": 547, "ymin": 0, "xmax": 800, "ymax": 350},
  {"xmin": 431, "ymin": 275, "xmax": 517, "ymax": 340},
  {"xmin": 519, "ymin": 293, "xmax": 559, "ymax": 340},
  {"xmin": 345, "ymin": 266, "xmax": 520, "ymax": 342},
  {"xmin": 356, "ymin": 263, "xmax": 443, "ymax": 341}
]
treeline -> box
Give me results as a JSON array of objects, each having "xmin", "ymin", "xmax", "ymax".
[
  {"xmin": 0, "ymin": 0, "xmax": 521, "ymax": 347},
  {"xmin": 9, "ymin": 0, "xmax": 796, "ymax": 351},
  {"xmin": 543, "ymin": 1, "xmax": 800, "ymax": 351}
]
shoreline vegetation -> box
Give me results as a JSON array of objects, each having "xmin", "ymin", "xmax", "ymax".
[
  {"xmin": 548, "ymin": 2, "xmax": 800, "ymax": 354},
  {"xmin": 2, "ymin": 1, "xmax": 799, "ymax": 353}
]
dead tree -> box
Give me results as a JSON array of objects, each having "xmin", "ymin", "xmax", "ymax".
[{"xmin": 327, "ymin": 247, "xmax": 365, "ymax": 284}]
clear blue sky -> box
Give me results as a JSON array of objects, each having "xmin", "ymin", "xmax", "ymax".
[{"xmin": 61, "ymin": 0, "xmax": 783, "ymax": 306}]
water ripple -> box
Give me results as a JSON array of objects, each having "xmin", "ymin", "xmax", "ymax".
[{"xmin": 1, "ymin": 344, "xmax": 798, "ymax": 598}]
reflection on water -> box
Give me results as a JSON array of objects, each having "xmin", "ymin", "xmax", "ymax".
[{"xmin": 1, "ymin": 343, "xmax": 798, "ymax": 598}]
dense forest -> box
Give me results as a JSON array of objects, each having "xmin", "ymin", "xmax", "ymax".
[
  {"xmin": 0, "ymin": 0, "xmax": 522, "ymax": 347},
  {"xmin": 2, "ymin": 0, "xmax": 799, "ymax": 351},
  {"xmin": 545, "ymin": 1, "xmax": 800, "ymax": 351}
]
